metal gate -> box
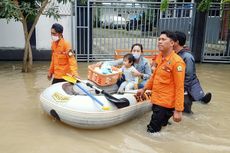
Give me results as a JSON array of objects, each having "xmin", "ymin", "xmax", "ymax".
[
  {"xmin": 202, "ymin": 2, "xmax": 230, "ymax": 63},
  {"xmin": 73, "ymin": 0, "xmax": 195, "ymax": 62},
  {"xmin": 72, "ymin": 1, "xmax": 230, "ymax": 63}
]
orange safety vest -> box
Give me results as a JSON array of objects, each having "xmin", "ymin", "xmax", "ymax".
[
  {"xmin": 144, "ymin": 51, "xmax": 185, "ymax": 111},
  {"xmin": 49, "ymin": 38, "xmax": 78, "ymax": 79}
]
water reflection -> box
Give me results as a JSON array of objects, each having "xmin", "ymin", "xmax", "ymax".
[{"xmin": 0, "ymin": 61, "xmax": 230, "ymax": 153}]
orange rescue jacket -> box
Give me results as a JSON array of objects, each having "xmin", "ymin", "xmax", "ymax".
[
  {"xmin": 49, "ymin": 38, "xmax": 78, "ymax": 79},
  {"xmin": 144, "ymin": 51, "xmax": 185, "ymax": 111}
]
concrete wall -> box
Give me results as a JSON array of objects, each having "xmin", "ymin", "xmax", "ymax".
[
  {"xmin": 0, "ymin": 15, "xmax": 72, "ymax": 50},
  {"xmin": 0, "ymin": 0, "xmax": 72, "ymax": 60},
  {"xmin": 36, "ymin": 15, "xmax": 72, "ymax": 50},
  {"xmin": 0, "ymin": 15, "xmax": 72, "ymax": 60},
  {"xmin": 0, "ymin": 19, "xmax": 25, "ymax": 48}
]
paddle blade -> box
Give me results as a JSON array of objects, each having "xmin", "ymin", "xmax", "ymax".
[
  {"xmin": 103, "ymin": 91, "xmax": 130, "ymax": 108},
  {"xmin": 110, "ymin": 98, "xmax": 130, "ymax": 108},
  {"xmin": 63, "ymin": 76, "xmax": 77, "ymax": 84},
  {"xmin": 102, "ymin": 106, "xmax": 110, "ymax": 110}
]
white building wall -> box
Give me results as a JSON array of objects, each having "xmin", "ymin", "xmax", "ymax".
[
  {"xmin": 0, "ymin": 19, "xmax": 25, "ymax": 48},
  {"xmin": 0, "ymin": 1, "xmax": 72, "ymax": 50},
  {"xmin": 36, "ymin": 15, "xmax": 72, "ymax": 50}
]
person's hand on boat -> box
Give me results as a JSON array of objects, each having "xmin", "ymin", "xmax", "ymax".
[
  {"xmin": 67, "ymin": 73, "xmax": 81, "ymax": 80},
  {"xmin": 76, "ymin": 75, "xmax": 81, "ymax": 79},
  {"xmin": 47, "ymin": 72, "xmax": 53, "ymax": 80},
  {"xmin": 136, "ymin": 88, "xmax": 145, "ymax": 97},
  {"xmin": 173, "ymin": 110, "xmax": 182, "ymax": 122}
]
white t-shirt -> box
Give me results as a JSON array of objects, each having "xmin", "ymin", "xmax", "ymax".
[{"xmin": 121, "ymin": 65, "xmax": 139, "ymax": 83}]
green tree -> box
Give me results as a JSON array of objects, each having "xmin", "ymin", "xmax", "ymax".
[{"xmin": 0, "ymin": 0, "xmax": 73, "ymax": 72}]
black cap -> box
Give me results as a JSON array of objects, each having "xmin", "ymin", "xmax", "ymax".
[{"xmin": 51, "ymin": 23, "xmax": 63, "ymax": 33}]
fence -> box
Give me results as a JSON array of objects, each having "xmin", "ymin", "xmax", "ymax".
[
  {"xmin": 73, "ymin": 0, "xmax": 194, "ymax": 61},
  {"xmin": 202, "ymin": 2, "xmax": 230, "ymax": 63},
  {"xmin": 72, "ymin": 1, "xmax": 230, "ymax": 63}
]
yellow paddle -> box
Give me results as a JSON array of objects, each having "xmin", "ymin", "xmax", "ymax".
[{"xmin": 63, "ymin": 75, "xmax": 77, "ymax": 84}]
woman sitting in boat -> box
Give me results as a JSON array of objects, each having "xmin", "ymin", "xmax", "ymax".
[{"xmin": 97, "ymin": 43, "xmax": 152, "ymax": 88}]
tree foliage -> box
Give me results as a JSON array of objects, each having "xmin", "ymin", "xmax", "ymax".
[
  {"xmin": 160, "ymin": 0, "xmax": 169, "ymax": 12},
  {"xmin": 198, "ymin": 0, "xmax": 229, "ymax": 11},
  {"xmin": 79, "ymin": 0, "xmax": 87, "ymax": 5},
  {"xmin": 197, "ymin": 0, "xmax": 212, "ymax": 12}
]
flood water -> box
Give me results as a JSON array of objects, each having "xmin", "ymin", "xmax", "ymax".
[{"xmin": 0, "ymin": 61, "xmax": 230, "ymax": 153}]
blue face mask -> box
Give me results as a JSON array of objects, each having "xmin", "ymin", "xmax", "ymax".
[{"xmin": 133, "ymin": 52, "xmax": 141, "ymax": 59}]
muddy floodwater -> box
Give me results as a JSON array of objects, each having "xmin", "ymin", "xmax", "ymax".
[{"xmin": 0, "ymin": 61, "xmax": 230, "ymax": 153}]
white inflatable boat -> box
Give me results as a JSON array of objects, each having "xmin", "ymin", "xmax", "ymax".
[{"xmin": 40, "ymin": 81, "xmax": 152, "ymax": 129}]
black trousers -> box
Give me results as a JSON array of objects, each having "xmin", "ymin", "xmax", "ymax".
[
  {"xmin": 147, "ymin": 104, "xmax": 174, "ymax": 133},
  {"xmin": 184, "ymin": 94, "xmax": 193, "ymax": 113},
  {"xmin": 52, "ymin": 78, "xmax": 66, "ymax": 84},
  {"xmin": 116, "ymin": 74, "xmax": 125, "ymax": 87}
]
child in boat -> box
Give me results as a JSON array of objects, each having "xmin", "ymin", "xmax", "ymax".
[{"xmin": 117, "ymin": 53, "xmax": 139, "ymax": 94}]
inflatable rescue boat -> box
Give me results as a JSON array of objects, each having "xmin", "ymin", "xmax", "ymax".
[{"xmin": 40, "ymin": 80, "xmax": 152, "ymax": 129}]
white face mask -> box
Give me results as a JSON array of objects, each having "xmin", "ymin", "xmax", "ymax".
[
  {"xmin": 133, "ymin": 52, "xmax": 141, "ymax": 59},
  {"xmin": 51, "ymin": 35, "xmax": 59, "ymax": 42}
]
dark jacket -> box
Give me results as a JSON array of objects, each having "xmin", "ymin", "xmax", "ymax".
[{"xmin": 177, "ymin": 49, "xmax": 205, "ymax": 101}]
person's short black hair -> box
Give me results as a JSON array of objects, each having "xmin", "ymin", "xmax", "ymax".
[
  {"xmin": 160, "ymin": 30, "xmax": 177, "ymax": 42},
  {"xmin": 51, "ymin": 23, "xmax": 63, "ymax": 33},
  {"xmin": 123, "ymin": 53, "xmax": 135, "ymax": 65},
  {"xmin": 130, "ymin": 43, "xmax": 143, "ymax": 53},
  {"xmin": 174, "ymin": 31, "xmax": 186, "ymax": 46}
]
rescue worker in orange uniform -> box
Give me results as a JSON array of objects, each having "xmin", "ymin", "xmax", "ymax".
[
  {"xmin": 47, "ymin": 23, "xmax": 78, "ymax": 84},
  {"xmin": 136, "ymin": 30, "xmax": 185, "ymax": 133}
]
